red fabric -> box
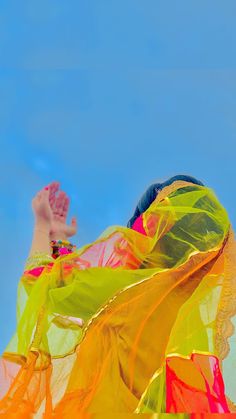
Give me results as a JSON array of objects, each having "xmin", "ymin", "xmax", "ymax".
[{"xmin": 166, "ymin": 353, "xmax": 230, "ymax": 413}]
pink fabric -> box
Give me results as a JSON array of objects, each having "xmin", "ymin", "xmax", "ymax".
[
  {"xmin": 131, "ymin": 214, "xmax": 147, "ymax": 236},
  {"xmin": 24, "ymin": 248, "xmax": 72, "ymax": 277},
  {"xmin": 26, "ymin": 219, "xmax": 146, "ymax": 279},
  {"xmin": 25, "ymin": 263, "xmax": 54, "ymax": 278}
]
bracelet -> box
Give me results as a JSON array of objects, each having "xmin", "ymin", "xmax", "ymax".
[
  {"xmin": 50, "ymin": 239, "xmax": 76, "ymax": 259},
  {"xmin": 50, "ymin": 239, "xmax": 75, "ymax": 249}
]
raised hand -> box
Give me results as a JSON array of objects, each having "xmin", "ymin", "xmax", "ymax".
[
  {"xmin": 32, "ymin": 187, "xmax": 53, "ymax": 228},
  {"xmin": 48, "ymin": 182, "xmax": 78, "ymax": 240}
]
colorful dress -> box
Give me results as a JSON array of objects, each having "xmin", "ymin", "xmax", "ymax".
[{"xmin": 1, "ymin": 180, "xmax": 236, "ymax": 417}]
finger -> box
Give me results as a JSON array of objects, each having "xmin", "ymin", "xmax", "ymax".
[
  {"xmin": 51, "ymin": 181, "xmax": 60, "ymax": 196},
  {"xmin": 35, "ymin": 191, "xmax": 42, "ymax": 200},
  {"xmin": 52, "ymin": 181, "xmax": 60, "ymax": 190},
  {"xmin": 35, "ymin": 188, "xmax": 46, "ymax": 200},
  {"xmin": 33, "ymin": 187, "xmax": 49, "ymax": 206},
  {"xmin": 65, "ymin": 217, "xmax": 78, "ymax": 237},
  {"xmin": 62, "ymin": 196, "xmax": 70, "ymax": 218},
  {"xmin": 49, "ymin": 182, "xmax": 60, "ymax": 205},
  {"xmin": 71, "ymin": 216, "xmax": 78, "ymax": 228},
  {"xmin": 53, "ymin": 192, "xmax": 68, "ymax": 221},
  {"xmin": 60, "ymin": 192, "xmax": 67, "ymax": 213},
  {"xmin": 42, "ymin": 187, "xmax": 50, "ymax": 200},
  {"xmin": 54, "ymin": 191, "xmax": 66, "ymax": 216}
]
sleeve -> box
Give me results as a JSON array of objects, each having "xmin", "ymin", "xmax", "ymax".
[
  {"xmin": 21, "ymin": 252, "xmax": 55, "ymax": 300},
  {"xmin": 24, "ymin": 251, "xmax": 55, "ymax": 273}
]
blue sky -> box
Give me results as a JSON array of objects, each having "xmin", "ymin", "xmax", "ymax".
[{"xmin": 0, "ymin": 0, "xmax": 236, "ymax": 356}]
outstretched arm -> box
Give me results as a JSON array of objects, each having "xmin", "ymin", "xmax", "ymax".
[
  {"xmin": 29, "ymin": 182, "xmax": 78, "ymax": 256},
  {"xmin": 29, "ymin": 226, "xmax": 51, "ymax": 258},
  {"xmin": 29, "ymin": 187, "xmax": 52, "ymax": 257}
]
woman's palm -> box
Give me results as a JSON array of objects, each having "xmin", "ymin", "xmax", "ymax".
[{"xmin": 49, "ymin": 182, "xmax": 77, "ymax": 240}]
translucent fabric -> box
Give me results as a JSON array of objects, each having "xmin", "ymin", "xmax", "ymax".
[{"xmin": 1, "ymin": 180, "xmax": 236, "ymax": 417}]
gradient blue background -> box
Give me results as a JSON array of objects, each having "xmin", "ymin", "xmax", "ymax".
[{"xmin": 0, "ymin": 0, "xmax": 236, "ymax": 361}]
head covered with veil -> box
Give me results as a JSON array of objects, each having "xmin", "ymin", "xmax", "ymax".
[{"xmin": 127, "ymin": 174, "xmax": 204, "ymax": 228}]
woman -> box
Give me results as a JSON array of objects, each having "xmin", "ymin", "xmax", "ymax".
[{"xmin": 0, "ymin": 175, "xmax": 236, "ymax": 417}]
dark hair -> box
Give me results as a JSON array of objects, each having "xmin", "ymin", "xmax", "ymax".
[{"xmin": 127, "ymin": 174, "xmax": 204, "ymax": 228}]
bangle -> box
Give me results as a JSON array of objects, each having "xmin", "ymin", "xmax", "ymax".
[
  {"xmin": 50, "ymin": 239, "xmax": 75, "ymax": 247},
  {"xmin": 50, "ymin": 239, "xmax": 76, "ymax": 259}
]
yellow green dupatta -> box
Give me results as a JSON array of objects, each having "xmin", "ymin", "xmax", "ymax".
[{"xmin": 1, "ymin": 181, "xmax": 235, "ymax": 417}]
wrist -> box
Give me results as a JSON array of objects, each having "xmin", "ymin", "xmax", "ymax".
[
  {"xmin": 50, "ymin": 232, "xmax": 68, "ymax": 241},
  {"xmin": 34, "ymin": 218, "xmax": 51, "ymax": 232}
]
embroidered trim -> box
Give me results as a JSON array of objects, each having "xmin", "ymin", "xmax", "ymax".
[
  {"xmin": 154, "ymin": 180, "xmax": 202, "ymax": 205},
  {"xmin": 25, "ymin": 252, "xmax": 54, "ymax": 271},
  {"xmin": 215, "ymin": 227, "xmax": 236, "ymax": 361}
]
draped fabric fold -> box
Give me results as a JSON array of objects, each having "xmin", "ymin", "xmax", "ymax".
[{"xmin": 1, "ymin": 181, "xmax": 236, "ymax": 417}]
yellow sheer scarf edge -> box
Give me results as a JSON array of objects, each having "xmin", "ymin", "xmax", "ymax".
[
  {"xmin": 214, "ymin": 226, "xmax": 236, "ymax": 412},
  {"xmin": 135, "ymin": 364, "xmax": 164, "ymax": 413},
  {"xmin": 2, "ymin": 346, "xmax": 78, "ymax": 370},
  {"xmin": 151, "ymin": 180, "xmax": 205, "ymax": 205},
  {"xmin": 215, "ymin": 226, "xmax": 236, "ymax": 362}
]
